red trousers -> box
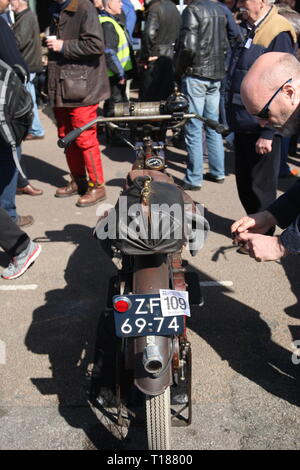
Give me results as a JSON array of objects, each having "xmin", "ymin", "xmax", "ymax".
[{"xmin": 54, "ymin": 105, "xmax": 104, "ymax": 184}]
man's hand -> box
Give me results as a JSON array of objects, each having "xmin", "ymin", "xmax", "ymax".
[
  {"xmin": 237, "ymin": 233, "xmax": 288, "ymax": 261},
  {"xmin": 143, "ymin": 56, "xmax": 158, "ymax": 70},
  {"xmin": 255, "ymin": 137, "xmax": 273, "ymax": 155},
  {"xmin": 46, "ymin": 38, "xmax": 64, "ymax": 52},
  {"xmin": 231, "ymin": 211, "xmax": 277, "ymax": 242}
]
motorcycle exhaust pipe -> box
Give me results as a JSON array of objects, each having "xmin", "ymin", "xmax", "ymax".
[{"xmin": 143, "ymin": 343, "xmax": 163, "ymax": 374}]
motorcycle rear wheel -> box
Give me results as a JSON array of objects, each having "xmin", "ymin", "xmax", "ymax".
[{"xmin": 146, "ymin": 386, "xmax": 171, "ymax": 450}]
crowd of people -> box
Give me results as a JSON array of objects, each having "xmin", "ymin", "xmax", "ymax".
[{"xmin": 0, "ymin": 0, "xmax": 300, "ymax": 280}]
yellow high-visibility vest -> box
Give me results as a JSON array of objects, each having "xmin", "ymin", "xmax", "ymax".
[{"xmin": 100, "ymin": 16, "xmax": 133, "ymax": 77}]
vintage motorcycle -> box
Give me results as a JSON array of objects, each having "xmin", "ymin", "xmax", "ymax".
[{"xmin": 58, "ymin": 89, "xmax": 227, "ymax": 450}]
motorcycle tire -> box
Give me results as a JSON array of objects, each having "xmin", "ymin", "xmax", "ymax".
[{"xmin": 146, "ymin": 386, "xmax": 171, "ymax": 450}]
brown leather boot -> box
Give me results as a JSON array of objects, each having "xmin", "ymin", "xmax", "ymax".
[
  {"xmin": 55, "ymin": 176, "xmax": 87, "ymax": 198},
  {"xmin": 76, "ymin": 182, "xmax": 106, "ymax": 207},
  {"xmin": 17, "ymin": 184, "xmax": 43, "ymax": 196}
]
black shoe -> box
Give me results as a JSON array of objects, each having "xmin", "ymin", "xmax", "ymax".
[
  {"xmin": 179, "ymin": 181, "xmax": 201, "ymax": 191},
  {"xmin": 205, "ymin": 173, "xmax": 225, "ymax": 184}
]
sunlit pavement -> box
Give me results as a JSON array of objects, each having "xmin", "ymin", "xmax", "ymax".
[{"xmin": 0, "ymin": 108, "xmax": 300, "ymax": 450}]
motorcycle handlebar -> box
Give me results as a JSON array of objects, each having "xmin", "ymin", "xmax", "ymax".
[
  {"xmin": 57, "ymin": 127, "xmax": 83, "ymax": 148},
  {"xmin": 200, "ymin": 117, "xmax": 227, "ymax": 135},
  {"xmin": 57, "ymin": 113, "xmax": 229, "ymax": 149}
]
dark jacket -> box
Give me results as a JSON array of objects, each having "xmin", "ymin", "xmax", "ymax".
[
  {"xmin": 141, "ymin": 0, "xmax": 181, "ymax": 60},
  {"xmin": 47, "ymin": 0, "xmax": 110, "ymax": 108},
  {"xmin": 216, "ymin": 1, "xmax": 241, "ymax": 70},
  {"xmin": 0, "ymin": 17, "xmax": 29, "ymax": 78},
  {"xmin": 226, "ymin": 5, "xmax": 296, "ymax": 136},
  {"xmin": 99, "ymin": 10, "xmax": 135, "ymax": 81},
  {"xmin": 268, "ymin": 180, "xmax": 300, "ymax": 254},
  {"xmin": 175, "ymin": 0, "xmax": 229, "ymax": 80},
  {"xmin": 12, "ymin": 8, "xmax": 43, "ymax": 74},
  {"xmin": 0, "ymin": 17, "xmax": 29, "ymax": 147}
]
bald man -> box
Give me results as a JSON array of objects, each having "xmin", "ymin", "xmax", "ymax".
[
  {"xmin": 231, "ymin": 52, "xmax": 300, "ymax": 261},
  {"xmin": 241, "ymin": 52, "xmax": 300, "ymax": 137},
  {"xmin": 226, "ymin": 0, "xmax": 296, "ymax": 240}
]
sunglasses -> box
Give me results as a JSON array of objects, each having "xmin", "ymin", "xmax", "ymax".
[{"xmin": 254, "ymin": 78, "xmax": 292, "ymax": 119}]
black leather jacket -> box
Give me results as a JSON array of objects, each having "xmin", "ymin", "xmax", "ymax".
[
  {"xmin": 141, "ymin": 0, "xmax": 181, "ymax": 60},
  {"xmin": 175, "ymin": 0, "xmax": 229, "ymax": 80}
]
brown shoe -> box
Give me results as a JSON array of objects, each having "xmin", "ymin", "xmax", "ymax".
[
  {"xmin": 17, "ymin": 184, "xmax": 43, "ymax": 196},
  {"xmin": 55, "ymin": 175, "xmax": 87, "ymax": 198},
  {"xmin": 55, "ymin": 179, "xmax": 78, "ymax": 198},
  {"xmin": 15, "ymin": 215, "xmax": 34, "ymax": 227},
  {"xmin": 76, "ymin": 182, "xmax": 106, "ymax": 207},
  {"xmin": 24, "ymin": 134, "xmax": 45, "ymax": 141}
]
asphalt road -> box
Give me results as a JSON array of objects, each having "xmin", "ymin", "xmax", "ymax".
[{"xmin": 0, "ymin": 107, "xmax": 300, "ymax": 451}]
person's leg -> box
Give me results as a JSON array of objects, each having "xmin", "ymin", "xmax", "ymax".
[
  {"xmin": 139, "ymin": 61, "xmax": 155, "ymax": 101},
  {"xmin": 70, "ymin": 105, "xmax": 104, "ymax": 185},
  {"xmin": 235, "ymin": 133, "xmax": 280, "ymax": 214},
  {"xmin": 0, "ymin": 207, "xmax": 29, "ymax": 256},
  {"xmin": 54, "ymin": 107, "xmax": 86, "ymax": 176},
  {"xmin": 153, "ymin": 56, "xmax": 176, "ymax": 101},
  {"xmin": 204, "ymin": 80, "xmax": 225, "ymax": 180},
  {"xmin": 17, "ymin": 165, "xmax": 43, "ymax": 195},
  {"xmin": 26, "ymin": 73, "xmax": 45, "ymax": 137},
  {"xmin": 0, "ymin": 142, "xmax": 19, "ymax": 220},
  {"xmin": 105, "ymin": 79, "xmax": 127, "ymax": 117},
  {"xmin": 16, "ymin": 146, "xmax": 43, "ymax": 196},
  {"xmin": 289, "ymin": 133, "xmax": 298, "ymax": 157},
  {"xmin": 219, "ymin": 77, "xmax": 228, "ymax": 127},
  {"xmin": 140, "ymin": 57, "xmax": 175, "ymax": 101},
  {"xmin": 234, "ymin": 133, "xmax": 260, "ymax": 214},
  {"xmin": 54, "ymin": 107, "xmax": 87, "ymax": 196},
  {"xmin": 252, "ymin": 134, "xmax": 281, "ymax": 212},
  {"xmin": 182, "ymin": 76, "xmax": 205, "ymax": 187},
  {"xmin": 279, "ymin": 137, "xmax": 297, "ymax": 177},
  {"xmin": 69, "ymin": 105, "xmax": 106, "ymax": 206},
  {"xmin": 0, "ymin": 207, "xmax": 41, "ymax": 280},
  {"xmin": 104, "ymin": 80, "xmax": 128, "ymax": 145},
  {"xmin": 17, "ymin": 161, "xmax": 29, "ymax": 189}
]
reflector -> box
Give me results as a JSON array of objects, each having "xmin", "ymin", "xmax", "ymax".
[{"xmin": 113, "ymin": 297, "xmax": 131, "ymax": 313}]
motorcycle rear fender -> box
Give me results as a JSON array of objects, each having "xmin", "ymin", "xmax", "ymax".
[
  {"xmin": 134, "ymin": 335, "xmax": 172, "ymax": 396},
  {"xmin": 132, "ymin": 254, "xmax": 173, "ymax": 396}
]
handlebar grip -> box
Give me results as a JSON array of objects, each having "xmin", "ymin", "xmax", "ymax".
[
  {"xmin": 204, "ymin": 118, "xmax": 229, "ymax": 135},
  {"xmin": 57, "ymin": 127, "xmax": 83, "ymax": 148}
]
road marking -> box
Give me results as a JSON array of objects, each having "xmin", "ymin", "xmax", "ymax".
[
  {"xmin": 0, "ymin": 282, "xmax": 233, "ymax": 290},
  {"xmin": 200, "ymin": 281, "xmax": 233, "ymax": 287},
  {"xmin": 0, "ymin": 284, "xmax": 38, "ymax": 290}
]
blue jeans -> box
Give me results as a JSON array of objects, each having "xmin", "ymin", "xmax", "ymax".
[
  {"xmin": 0, "ymin": 141, "xmax": 21, "ymax": 220},
  {"xmin": 182, "ymin": 76, "xmax": 225, "ymax": 186},
  {"xmin": 27, "ymin": 73, "xmax": 45, "ymax": 137}
]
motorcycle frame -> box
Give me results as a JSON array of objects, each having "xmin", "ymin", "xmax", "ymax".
[{"xmin": 58, "ymin": 98, "xmax": 221, "ymax": 426}]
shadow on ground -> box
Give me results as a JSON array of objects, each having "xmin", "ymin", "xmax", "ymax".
[
  {"xmin": 25, "ymin": 224, "xmax": 146, "ymax": 449},
  {"xmin": 24, "ymin": 220, "xmax": 300, "ymax": 449},
  {"xmin": 21, "ymin": 154, "xmax": 68, "ymax": 188},
  {"xmin": 187, "ymin": 262, "xmax": 300, "ymax": 407}
]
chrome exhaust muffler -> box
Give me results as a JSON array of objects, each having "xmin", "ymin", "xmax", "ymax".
[{"xmin": 143, "ymin": 341, "xmax": 163, "ymax": 374}]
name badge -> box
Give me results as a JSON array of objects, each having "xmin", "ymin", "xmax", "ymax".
[{"xmin": 244, "ymin": 37, "xmax": 253, "ymax": 49}]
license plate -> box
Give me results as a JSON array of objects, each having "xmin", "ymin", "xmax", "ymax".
[{"xmin": 113, "ymin": 294, "xmax": 185, "ymax": 338}]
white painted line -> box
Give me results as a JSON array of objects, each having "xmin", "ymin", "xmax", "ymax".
[
  {"xmin": 0, "ymin": 284, "xmax": 38, "ymax": 291},
  {"xmin": 200, "ymin": 281, "xmax": 233, "ymax": 287}
]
